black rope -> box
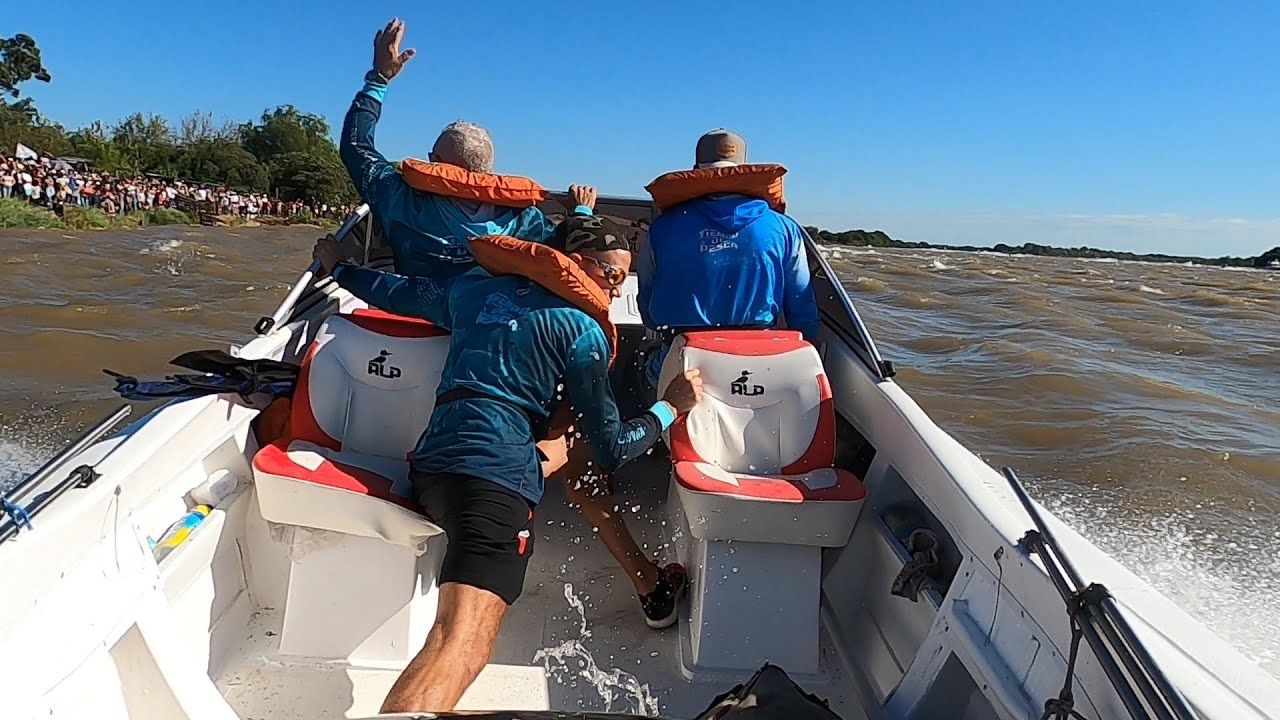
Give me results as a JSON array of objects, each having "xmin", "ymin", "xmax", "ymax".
[
  {"xmin": 1040, "ymin": 584, "xmax": 1108, "ymax": 720},
  {"xmin": 987, "ymin": 546, "xmax": 1005, "ymax": 645}
]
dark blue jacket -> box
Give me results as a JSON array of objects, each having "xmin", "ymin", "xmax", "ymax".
[{"xmin": 637, "ymin": 194, "xmax": 821, "ymax": 341}]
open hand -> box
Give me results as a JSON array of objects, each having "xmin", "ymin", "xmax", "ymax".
[
  {"xmin": 373, "ymin": 18, "xmax": 416, "ymax": 81},
  {"xmin": 568, "ymin": 185, "xmax": 598, "ymax": 212},
  {"xmin": 661, "ymin": 369, "xmax": 704, "ymax": 415},
  {"xmin": 312, "ymin": 234, "xmax": 344, "ymax": 274}
]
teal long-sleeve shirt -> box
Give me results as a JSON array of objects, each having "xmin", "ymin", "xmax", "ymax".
[
  {"xmin": 330, "ymin": 262, "xmax": 675, "ymax": 503},
  {"xmin": 340, "ymin": 71, "xmax": 590, "ymax": 277}
]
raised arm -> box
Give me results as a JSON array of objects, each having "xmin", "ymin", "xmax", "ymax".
[{"xmin": 340, "ymin": 19, "xmax": 417, "ymax": 212}]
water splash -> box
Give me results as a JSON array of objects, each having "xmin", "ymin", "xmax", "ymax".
[
  {"xmin": 0, "ymin": 439, "xmax": 41, "ymax": 492},
  {"xmin": 138, "ymin": 238, "xmax": 183, "ymax": 255},
  {"xmin": 532, "ymin": 583, "xmax": 660, "ymax": 716}
]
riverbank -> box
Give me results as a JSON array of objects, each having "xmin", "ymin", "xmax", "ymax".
[
  {"xmin": 806, "ymin": 226, "xmax": 1280, "ymax": 269},
  {"xmin": 0, "ymin": 199, "xmax": 196, "ymax": 231},
  {"xmin": 0, "ymin": 199, "xmax": 339, "ymax": 232}
]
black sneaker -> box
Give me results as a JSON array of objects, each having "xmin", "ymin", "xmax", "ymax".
[{"xmin": 639, "ymin": 563, "xmax": 687, "ymax": 629}]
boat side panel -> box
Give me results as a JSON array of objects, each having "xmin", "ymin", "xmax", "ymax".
[{"xmin": 816, "ymin": 333, "xmax": 1280, "ymax": 719}]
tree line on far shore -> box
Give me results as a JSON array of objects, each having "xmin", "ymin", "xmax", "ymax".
[
  {"xmin": 804, "ymin": 228, "xmax": 1280, "ymax": 269},
  {"xmin": 0, "ymin": 32, "xmax": 358, "ymax": 206}
]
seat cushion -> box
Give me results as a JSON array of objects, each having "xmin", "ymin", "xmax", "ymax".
[
  {"xmin": 673, "ymin": 461, "xmax": 865, "ymax": 547},
  {"xmin": 253, "ymin": 439, "xmax": 443, "ymax": 550},
  {"xmin": 674, "ymin": 461, "xmax": 865, "ymax": 503}
]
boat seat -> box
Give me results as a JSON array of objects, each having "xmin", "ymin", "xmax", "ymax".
[
  {"xmin": 249, "ymin": 308, "xmax": 451, "ymax": 666},
  {"xmin": 253, "ymin": 308, "xmax": 449, "ymax": 549},
  {"xmin": 659, "ymin": 330, "xmax": 865, "ymax": 547},
  {"xmin": 657, "ymin": 330, "xmax": 866, "ymax": 678}
]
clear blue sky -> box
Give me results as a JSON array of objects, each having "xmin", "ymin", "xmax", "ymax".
[{"xmin": 8, "ymin": 1, "xmax": 1279, "ymax": 255}]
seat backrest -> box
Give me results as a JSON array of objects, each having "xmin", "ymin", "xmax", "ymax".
[
  {"xmin": 291, "ymin": 308, "xmax": 450, "ymax": 460},
  {"xmin": 658, "ymin": 330, "xmax": 835, "ymax": 475}
]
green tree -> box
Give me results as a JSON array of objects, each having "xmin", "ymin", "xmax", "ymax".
[
  {"xmin": 1, "ymin": 35, "xmax": 354, "ymax": 206},
  {"xmin": 240, "ymin": 105, "xmax": 334, "ymax": 161},
  {"xmin": 239, "ymin": 105, "xmax": 356, "ymax": 202},
  {"xmin": 269, "ymin": 149, "xmax": 358, "ymax": 204},
  {"xmin": 0, "ymin": 32, "xmax": 51, "ymax": 121},
  {"xmin": 68, "ymin": 121, "xmax": 128, "ymax": 172},
  {"xmin": 112, "ymin": 112, "xmax": 175, "ymax": 176},
  {"xmin": 0, "ymin": 32, "xmax": 64, "ymax": 155},
  {"xmin": 174, "ymin": 138, "xmax": 269, "ymax": 190}
]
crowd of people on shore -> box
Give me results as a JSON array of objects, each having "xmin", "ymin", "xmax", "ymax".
[{"xmin": 0, "ymin": 152, "xmax": 352, "ymax": 221}]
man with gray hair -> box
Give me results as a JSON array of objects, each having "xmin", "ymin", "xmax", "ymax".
[{"xmin": 340, "ymin": 18, "xmax": 595, "ymax": 278}]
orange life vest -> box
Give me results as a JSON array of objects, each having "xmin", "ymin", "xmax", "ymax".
[
  {"xmin": 645, "ymin": 163, "xmax": 787, "ymax": 213},
  {"xmin": 399, "ymin": 158, "xmax": 547, "ymax": 208},
  {"xmin": 467, "ymin": 235, "xmax": 618, "ymax": 365}
]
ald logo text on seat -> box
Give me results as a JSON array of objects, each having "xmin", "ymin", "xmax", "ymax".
[
  {"xmin": 730, "ymin": 370, "xmax": 764, "ymax": 396},
  {"xmin": 368, "ymin": 350, "xmax": 402, "ymax": 379}
]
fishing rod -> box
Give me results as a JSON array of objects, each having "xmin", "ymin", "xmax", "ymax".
[{"xmin": 1001, "ymin": 467, "xmax": 1200, "ymax": 720}]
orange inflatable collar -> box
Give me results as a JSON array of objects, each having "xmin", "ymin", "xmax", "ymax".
[
  {"xmin": 645, "ymin": 163, "xmax": 787, "ymax": 212},
  {"xmin": 400, "ymin": 158, "xmax": 548, "ymax": 208},
  {"xmin": 467, "ymin": 235, "xmax": 617, "ymax": 365}
]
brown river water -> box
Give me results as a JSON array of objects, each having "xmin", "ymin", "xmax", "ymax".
[{"xmin": 2, "ymin": 226, "xmax": 1277, "ymax": 675}]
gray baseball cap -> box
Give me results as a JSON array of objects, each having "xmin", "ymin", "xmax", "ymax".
[{"xmin": 695, "ymin": 129, "xmax": 748, "ymax": 168}]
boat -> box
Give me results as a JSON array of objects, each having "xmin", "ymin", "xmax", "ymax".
[{"xmin": 2, "ymin": 196, "xmax": 1278, "ymax": 720}]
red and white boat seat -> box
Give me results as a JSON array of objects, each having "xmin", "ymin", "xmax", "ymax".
[
  {"xmin": 252, "ymin": 308, "xmax": 450, "ymax": 550},
  {"xmin": 657, "ymin": 330, "xmax": 865, "ymax": 547}
]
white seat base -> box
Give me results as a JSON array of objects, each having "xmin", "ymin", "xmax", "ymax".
[
  {"xmin": 273, "ymin": 525, "xmax": 445, "ymax": 667},
  {"xmin": 671, "ymin": 485, "xmax": 823, "ymax": 678}
]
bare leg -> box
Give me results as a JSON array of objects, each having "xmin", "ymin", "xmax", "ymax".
[
  {"xmin": 380, "ymin": 582, "xmax": 508, "ymax": 713},
  {"xmin": 554, "ymin": 440, "xmax": 660, "ymax": 595}
]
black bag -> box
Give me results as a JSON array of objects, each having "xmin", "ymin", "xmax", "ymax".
[{"xmin": 693, "ymin": 663, "xmax": 846, "ymax": 719}]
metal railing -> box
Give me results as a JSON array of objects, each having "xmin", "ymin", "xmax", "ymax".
[{"xmin": 0, "ymin": 406, "xmax": 132, "ymax": 544}]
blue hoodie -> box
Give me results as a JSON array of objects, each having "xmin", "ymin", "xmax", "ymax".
[
  {"xmin": 341, "ymin": 72, "xmax": 570, "ymax": 277},
  {"xmin": 637, "ymin": 194, "xmax": 821, "ymax": 380},
  {"xmin": 329, "ymin": 263, "xmax": 677, "ymax": 504}
]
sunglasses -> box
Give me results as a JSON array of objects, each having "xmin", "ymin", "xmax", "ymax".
[{"xmin": 581, "ymin": 255, "xmax": 627, "ymax": 287}]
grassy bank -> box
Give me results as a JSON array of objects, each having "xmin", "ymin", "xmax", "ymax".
[{"xmin": 0, "ymin": 199, "xmax": 198, "ymax": 231}]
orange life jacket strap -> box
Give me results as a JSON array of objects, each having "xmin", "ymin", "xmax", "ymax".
[
  {"xmin": 400, "ymin": 158, "xmax": 548, "ymax": 208},
  {"xmin": 645, "ymin": 163, "xmax": 787, "ymax": 212},
  {"xmin": 466, "ymin": 235, "xmax": 618, "ymax": 365}
]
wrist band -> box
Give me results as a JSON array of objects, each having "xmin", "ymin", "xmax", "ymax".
[{"xmin": 648, "ymin": 401, "xmax": 677, "ymax": 430}]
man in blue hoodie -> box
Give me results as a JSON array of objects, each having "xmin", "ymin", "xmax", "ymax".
[
  {"xmin": 636, "ymin": 129, "xmax": 822, "ymax": 391},
  {"xmin": 341, "ymin": 18, "xmax": 593, "ymax": 277},
  {"xmin": 312, "ymin": 216, "xmax": 703, "ymax": 713}
]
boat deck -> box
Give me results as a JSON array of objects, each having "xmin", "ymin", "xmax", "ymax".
[{"xmin": 215, "ymin": 452, "xmax": 864, "ymax": 718}]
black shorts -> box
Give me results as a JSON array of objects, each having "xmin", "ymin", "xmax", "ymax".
[{"xmin": 414, "ymin": 471, "xmax": 536, "ymax": 605}]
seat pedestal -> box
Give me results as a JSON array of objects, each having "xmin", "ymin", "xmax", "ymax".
[
  {"xmin": 276, "ymin": 526, "xmax": 444, "ymax": 667},
  {"xmin": 673, "ymin": 502, "xmax": 822, "ymax": 679}
]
